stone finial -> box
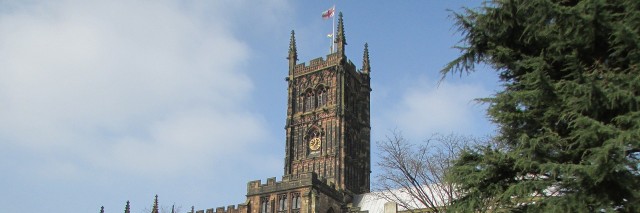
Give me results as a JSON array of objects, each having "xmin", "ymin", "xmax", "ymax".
[
  {"xmin": 336, "ymin": 12, "xmax": 347, "ymax": 54},
  {"xmin": 125, "ymin": 200, "xmax": 131, "ymax": 213},
  {"xmin": 288, "ymin": 30, "xmax": 298, "ymax": 62},
  {"xmin": 152, "ymin": 195, "xmax": 159, "ymax": 213},
  {"xmin": 288, "ymin": 30, "xmax": 298, "ymax": 77},
  {"xmin": 100, "ymin": 206, "xmax": 105, "ymax": 213},
  {"xmin": 362, "ymin": 43, "xmax": 370, "ymax": 74}
]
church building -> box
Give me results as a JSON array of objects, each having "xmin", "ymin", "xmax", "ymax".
[
  {"xmin": 194, "ymin": 13, "xmax": 378, "ymax": 213},
  {"xmin": 189, "ymin": 13, "xmax": 375, "ymax": 213},
  {"xmin": 245, "ymin": 12, "xmax": 372, "ymax": 213},
  {"xmin": 110, "ymin": 13, "xmax": 396, "ymax": 213}
]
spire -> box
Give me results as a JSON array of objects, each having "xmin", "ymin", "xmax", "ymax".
[
  {"xmin": 191, "ymin": 206, "xmax": 195, "ymax": 213},
  {"xmin": 362, "ymin": 43, "xmax": 370, "ymax": 74},
  {"xmin": 335, "ymin": 12, "xmax": 347, "ymax": 55},
  {"xmin": 100, "ymin": 206, "xmax": 105, "ymax": 213},
  {"xmin": 124, "ymin": 200, "xmax": 130, "ymax": 213},
  {"xmin": 287, "ymin": 30, "xmax": 298, "ymax": 76},
  {"xmin": 152, "ymin": 195, "xmax": 159, "ymax": 213},
  {"xmin": 171, "ymin": 204, "xmax": 175, "ymax": 213},
  {"xmin": 287, "ymin": 30, "xmax": 298, "ymax": 62}
]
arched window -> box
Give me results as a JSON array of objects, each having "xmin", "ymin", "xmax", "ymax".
[
  {"xmin": 301, "ymin": 93, "xmax": 307, "ymax": 112},
  {"xmin": 316, "ymin": 87, "xmax": 327, "ymax": 107},
  {"xmin": 277, "ymin": 194, "xmax": 287, "ymax": 212},
  {"xmin": 260, "ymin": 196, "xmax": 270, "ymax": 213},
  {"xmin": 303, "ymin": 90, "xmax": 315, "ymax": 112},
  {"xmin": 291, "ymin": 192, "xmax": 301, "ymax": 210},
  {"xmin": 298, "ymin": 95, "xmax": 304, "ymax": 113}
]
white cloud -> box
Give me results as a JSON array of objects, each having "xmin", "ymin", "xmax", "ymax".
[
  {"xmin": 101, "ymin": 108, "xmax": 267, "ymax": 176},
  {"xmin": 384, "ymin": 78, "xmax": 493, "ymax": 139},
  {"xmin": 0, "ymin": 0, "xmax": 273, "ymax": 179}
]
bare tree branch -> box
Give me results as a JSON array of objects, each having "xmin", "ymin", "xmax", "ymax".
[{"xmin": 374, "ymin": 131, "xmax": 490, "ymax": 212}]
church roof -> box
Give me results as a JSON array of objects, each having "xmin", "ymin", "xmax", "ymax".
[
  {"xmin": 352, "ymin": 192, "xmax": 393, "ymax": 212},
  {"xmin": 352, "ymin": 184, "xmax": 452, "ymax": 212}
]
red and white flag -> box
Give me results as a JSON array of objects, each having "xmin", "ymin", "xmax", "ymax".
[{"xmin": 322, "ymin": 6, "xmax": 335, "ymax": 20}]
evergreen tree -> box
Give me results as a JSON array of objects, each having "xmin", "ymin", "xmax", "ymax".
[{"xmin": 443, "ymin": 0, "xmax": 640, "ymax": 212}]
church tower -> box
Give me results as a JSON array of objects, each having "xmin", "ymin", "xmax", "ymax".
[
  {"xmin": 284, "ymin": 13, "xmax": 371, "ymax": 195},
  {"xmin": 107, "ymin": 12, "xmax": 375, "ymax": 213},
  {"xmin": 235, "ymin": 13, "xmax": 372, "ymax": 213}
]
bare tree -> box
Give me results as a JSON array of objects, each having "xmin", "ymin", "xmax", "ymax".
[{"xmin": 375, "ymin": 131, "xmax": 487, "ymax": 212}]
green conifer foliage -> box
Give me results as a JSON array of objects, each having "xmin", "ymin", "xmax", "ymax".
[{"xmin": 443, "ymin": 0, "xmax": 640, "ymax": 212}]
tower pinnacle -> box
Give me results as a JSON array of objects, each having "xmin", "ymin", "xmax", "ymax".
[
  {"xmin": 288, "ymin": 30, "xmax": 298, "ymax": 76},
  {"xmin": 362, "ymin": 43, "xmax": 370, "ymax": 74},
  {"xmin": 152, "ymin": 195, "xmax": 159, "ymax": 213},
  {"xmin": 335, "ymin": 12, "xmax": 347, "ymax": 55},
  {"xmin": 287, "ymin": 30, "xmax": 297, "ymax": 62},
  {"xmin": 125, "ymin": 200, "xmax": 130, "ymax": 213}
]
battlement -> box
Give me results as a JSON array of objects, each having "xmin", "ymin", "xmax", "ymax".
[
  {"xmin": 246, "ymin": 172, "xmax": 342, "ymax": 200},
  {"xmin": 293, "ymin": 52, "xmax": 342, "ymax": 76},
  {"xmin": 247, "ymin": 173, "xmax": 314, "ymax": 195},
  {"xmin": 194, "ymin": 203, "xmax": 248, "ymax": 213}
]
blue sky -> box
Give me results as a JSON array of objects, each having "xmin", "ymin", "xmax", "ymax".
[{"xmin": 0, "ymin": 1, "xmax": 499, "ymax": 212}]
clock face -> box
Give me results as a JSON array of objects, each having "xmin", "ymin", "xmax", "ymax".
[{"xmin": 309, "ymin": 137, "xmax": 321, "ymax": 151}]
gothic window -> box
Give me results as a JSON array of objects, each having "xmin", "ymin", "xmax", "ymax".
[
  {"xmin": 303, "ymin": 90, "xmax": 315, "ymax": 112},
  {"xmin": 300, "ymin": 93, "xmax": 305, "ymax": 112},
  {"xmin": 315, "ymin": 89, "xmax": 322, "ymax": 108},
  {"xmin": 291, "ymin": 192, "xmax": 301, "ymax": 211},
  {"xmin": 277, "ymin": 194, "xmax": 287, "ymax": 213},
  {"xmin": 316, "ymin": 87, "xmax": 327, "ymax": 107},
  {"xmin": 298, "ymin": 95, "xmax": 304, "ymax": 113},
  {"xmin": 260, "ymin": 196, "xmax": 270, "ymax": 213},
  {"xmin": 309, "ymin": 91, "xmax": 315, "ymax": 111}
]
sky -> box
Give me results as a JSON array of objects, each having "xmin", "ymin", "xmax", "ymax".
[{"xmin": 0, "ymin": 0, "xmax": 499, "ymax": 212}]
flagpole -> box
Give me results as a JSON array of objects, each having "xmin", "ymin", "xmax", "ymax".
[
  {"xmin": 332, "ymin": 5, "xmax": 335, "ymax": 53},
  {"xmin": 329, "ymin": 34, "xmax": 333, "ymax": 54}
]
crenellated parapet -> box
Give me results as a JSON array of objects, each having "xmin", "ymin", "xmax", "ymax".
[
  {"xmin": 293, "ymin": 52, "xmax": 343, "ymax": 77},
  {"xmin": 194, "ymin": 203, "xmax": 248, "ymax": 213},
  {"xmin": 247, "ymin": 172, "xmax": 343, "ymax": 200},
  {"xmin": 291, "ymin": 52, "xmax": 363, "ymax": 91}
]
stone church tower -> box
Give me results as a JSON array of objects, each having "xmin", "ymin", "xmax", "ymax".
[
  {"xmin": 283, "ymin": 12, "xmax": 371, "ymax": 195},
  {"xmin": 241, "ymin": 13, "xmax": 371, "ymax": 213},
  {"xmin": 187, "ymin": 13, "xmax": 372, "ymax": 213}
]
